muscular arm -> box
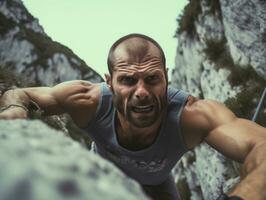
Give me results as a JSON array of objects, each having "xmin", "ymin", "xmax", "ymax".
[
  {"xmin": 181, "ymin": 97, "xmax": 266, "ymax": 199},
  {"xmin": 0, "ymin": 80, "xmax": 101, "ymax": 128}
]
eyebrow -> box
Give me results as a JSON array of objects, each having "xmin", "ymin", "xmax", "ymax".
[{"xmin": 116, "ymin": 70, "xmax": 164, "ymax": 78}]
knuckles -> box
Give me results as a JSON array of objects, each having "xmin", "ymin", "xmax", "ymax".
[{"xmin": 0, "ymin": 109, "xmax": 28, "ymax": 120}]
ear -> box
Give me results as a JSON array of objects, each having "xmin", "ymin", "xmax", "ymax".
[
  {"xmin": 104, "ymin": 73, "xmax": 112, "ymax": 89},
  {"xmin": 165, "ymin": 67, "xmax": 169, "ymax": 83}
]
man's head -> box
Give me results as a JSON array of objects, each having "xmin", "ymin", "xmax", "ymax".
[
  {"xmin": 106, "ymin": 33, "xmax": 168, "ymax": 128},
  {"xmin": 107, "ymin": 33, "xmax": 166, "ymax": 75}
]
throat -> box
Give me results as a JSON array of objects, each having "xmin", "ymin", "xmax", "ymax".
[{"xmin": 115, "ymin": 115, "xmax": 162, "ymax": 151}]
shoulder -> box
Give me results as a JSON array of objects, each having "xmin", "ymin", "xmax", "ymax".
[
  {"xmin": 183, "ymin": 97, "xmax": 235, "ymax": 124},
  {"xmin": 180, "ymin": 96, "xmax": 236, "ymax": 149}
]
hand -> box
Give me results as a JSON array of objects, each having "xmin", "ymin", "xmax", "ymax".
[{"xmin": 0, "ymin": 106, "xmax": 28, "ymax": 119}]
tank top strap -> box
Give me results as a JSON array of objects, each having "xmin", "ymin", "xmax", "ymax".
[
  {"xmin": 88, "ymin": 82, "xmax": 113, "ymax": 126},
  {"xmin": 165, "ymin": 87, "xmax": 190, "ymax": 155}
]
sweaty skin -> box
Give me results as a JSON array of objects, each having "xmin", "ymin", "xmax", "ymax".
[
  {"xmin": 0, "ymin": 36, "xmax": 266, "ymax": 200},
  {"xmin": 105, "ymin": 40, "xmax": 168, "ymax": 150}
]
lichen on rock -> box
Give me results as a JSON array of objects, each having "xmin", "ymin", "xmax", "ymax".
[
  {"xmin": 0, "ymin": 120, "xmax": 149, "ymax": 200},
  {"xmin": 172, "ymin": 0, "xmax": 266, "ymax": 199}
]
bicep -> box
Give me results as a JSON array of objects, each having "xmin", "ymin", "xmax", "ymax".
[
  {"xmin": 206, "ymin": 118, "xmax": 266, "ymax": 163},
  {"xmin": 182, "ymin": 99, "xmax": 266, "ymax": 163}
]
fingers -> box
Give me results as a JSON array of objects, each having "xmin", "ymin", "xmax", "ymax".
[{"xmin": 0, "ymin": 107, "xmax": 28, "ymax": 120}]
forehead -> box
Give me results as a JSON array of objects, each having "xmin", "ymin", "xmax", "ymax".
[
  {"xmin": 112, "ymin": 40, "xmax": 164, "ymax": 75},
  {"xmin": 113, "ymin": 40, "xmax": 162, "ymax": 61}
]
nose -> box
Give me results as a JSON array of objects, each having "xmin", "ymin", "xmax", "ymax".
[{"xmin": 135, "ymin": 80, "xmax": 149, "ymax": 100}]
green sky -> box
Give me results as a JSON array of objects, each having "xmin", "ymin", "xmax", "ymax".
[{"xmin": 22, "ymin": 0, "xmax": 188, "ymax": 79}]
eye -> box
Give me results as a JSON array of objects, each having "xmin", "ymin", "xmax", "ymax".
[
  {"xmin": 119, "ymin": 76, "xmax": 137, "ymax": 85},
  {"xmin": 145, "ymin": 75, "xmax": 160, "ymax": 83}
]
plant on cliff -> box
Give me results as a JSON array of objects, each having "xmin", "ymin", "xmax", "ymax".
[
  {"xmin": 0, "ymin": 11, "xmax": 102, "ymax": 83},
  {"xmin": 176, "ymin": 0, "xmax": 202, "ymax": 38},
  {"xmin": 176, "ymin": 0, "xmax": 222, "ymax": 38},
  {"xmin": 203, "ymin": 37, "xmax": 266, "ymax": 126}
]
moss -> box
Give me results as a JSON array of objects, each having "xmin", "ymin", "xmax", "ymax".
[
  {"xmin": 176, "ymin": 0, "xmax": 222, "ymax": 38},
  {"xmin": 6, "ymin": 0, "xmax": 35, "ymax": 24},
  {"xmin": 176, "ymin": 0, "xmax": 202, "ymax": 38},
  {"xmin": 0, "ymin": 13, "xmax": 16, "ymax": 35},
  {"xmin": 225, "ymin": 82, "xmax": 266, "ymax": 126},
  {"xmin": 0, "ymin": 7, "xmax": 103, "ymax": 83},
  {"xmin": 205, "ymin": 0, "xmax": 222, "ymax": 18},
  {"xmin": 203, "ymin": 37, "xmax": 263, "ymax": 87},
  {"xmin": 176, "ymin": 178, "xmax": 191, "ymax": 200},
  {"xmin": 0, "ymin": 65, "xmax": 31, "ymax": 93},
  {"xmin": 203, "ymin": 37, "xmax": 266, "ymax": 126},
  {"xmin": 0, "ymin": 0, "xmax": 36, "ymax": 36},
  {"xmin": 18, "ymin": 28, "xmax": 103, "ymax": 82},
  {"xmin": 204, "ymin": 37, "xmax": 227, "ymax": 62}
]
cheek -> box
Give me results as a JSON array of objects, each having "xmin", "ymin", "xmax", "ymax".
[
  {"xmin": 154, "ymin": 87, "xmax": 167, "ymax": 106},
  {"xmin": 113, "ymin": 88, "xmax": 130, "ymax": 110}
]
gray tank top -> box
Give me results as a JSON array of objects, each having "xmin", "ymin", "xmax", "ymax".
[{"xmin": 83, "ymin": 83, "xmax": 189, "ymax": 185}]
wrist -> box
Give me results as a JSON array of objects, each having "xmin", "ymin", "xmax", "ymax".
[{"xmin": 0, "ymin": 104, "xmax": 28, "ymax": 113}]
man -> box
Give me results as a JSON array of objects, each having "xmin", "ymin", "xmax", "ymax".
[{"xmin": 0, "ymin": 33, "xmax": 266, "ymax": 200}]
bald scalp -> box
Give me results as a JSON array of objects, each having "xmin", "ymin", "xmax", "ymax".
[{"xmin": 107, "ymin": 34, "xmax": 166, "ymax": 75}]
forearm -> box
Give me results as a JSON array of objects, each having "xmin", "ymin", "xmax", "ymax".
[
  {"xmin": 229, "ymin": 142, "xmax": 266, "ymax": 200},
  {"xmin": 0, "ymin": 89, "xmax": 30, "ymax": 107}
]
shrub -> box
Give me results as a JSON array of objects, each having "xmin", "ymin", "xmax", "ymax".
[
  {"xmin": 203, "ymin": 38, "xmax": 266, "ymax": 125},
  {"xmin": 176, "ymin": 0, "xmax": 202, "ymax": 38}
]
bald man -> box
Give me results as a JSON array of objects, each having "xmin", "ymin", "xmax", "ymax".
[{"xmin": 1, "ymin": 34, "xmax": 266, "ymax": 200}]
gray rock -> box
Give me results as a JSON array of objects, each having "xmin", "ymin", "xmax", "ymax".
[
  {"xmin": 220, "ymin": 0, "xmax": 266, "ymax": 79},
  {"xmin": 0, "ymin": 0, "xmax": 103, "ymax": 86},
  {"xmin": 0, "ymin": 120, "xmax": 149, "ymax": 200},
  {"xmin": 172, "ymin": 0, "xmax": 266, "ymax": 199}
]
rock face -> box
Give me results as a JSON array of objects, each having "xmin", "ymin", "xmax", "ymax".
[
  {"xmin": 0, "ymin": 1, "xmax": 148, "ymax": 199},
  {"xmin": 0, "ymin": 120, "xmax": 149, "ymax": 200},
  {"xmin": 0, "ymin": 0, "xmax": 103, "ymax": 147},
  {"xmin": 172, "ymin": 0, "xmax": 266, "ymax": 199},
  {"xmin": 0, "ymin": 0, "xmax": 103, "ymax": 87}
]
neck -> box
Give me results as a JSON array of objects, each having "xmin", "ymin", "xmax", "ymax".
[{"xmin": 116, "ymin": 112, "xmax": 164, "ymax": 151}]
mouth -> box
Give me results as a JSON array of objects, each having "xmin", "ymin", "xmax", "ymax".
[{"xmin": 131, "ymin": 105, "xmax": 154, "ymax": 113}]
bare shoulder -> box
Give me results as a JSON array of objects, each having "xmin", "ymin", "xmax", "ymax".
[{"xmin": 180, "ymin": 96, "xmax": 236, "ymax": 149}]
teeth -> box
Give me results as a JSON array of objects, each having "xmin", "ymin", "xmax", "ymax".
[{"xmin": 132, "ymin": 105, "xmax": 153, "ymax": 113}]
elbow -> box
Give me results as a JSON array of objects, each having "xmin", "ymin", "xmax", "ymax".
[{"xmin": 242, "ymin": 141, "xmax": 266, "ymax": 175}]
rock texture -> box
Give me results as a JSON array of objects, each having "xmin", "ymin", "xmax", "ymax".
[
  {"xmin": 0, "ymin": 1, "xmax": 147, "ymax": 199},
  {"xmin": 172, "ymin": 0, "xmax": 266, "ymax": 199},
  {"xmin": 0, "ymin": 120, "xmax": 149, "ymax": 200},
  {"xmin": 0, "ymin": 0, "xmax": 103, "ymax": 146},
  {"xmin": 0, "ymin": 0, "xmax": 103, "ymax": 87}
]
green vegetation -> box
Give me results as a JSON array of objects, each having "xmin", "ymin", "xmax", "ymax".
[
  {"xmin": 0, "ymin": 66, "xmax": 30, "ymax": 93},
  {"xmin": 21, "ymin": 28, "xmax": 102, "ymax": 81},
  {"xmin": 205, "ymin": 0, "xmax": 222, "ymax": 17},
  {"xmin": 0, "ymin": 13, "xmax": 16, "ymax": 35},
  {"xmin": 0, "ymin": 12, "xmax": 102, "ymax": 83},
  {"xmin": 226, "ymin": 83, "xmax": 266, "ymax": 126},
  {"xmin": 203, "ymin": 37, "xmax": 266, "ymax": 126},
  {"xmin": 176, "ymin": 0, "xmax": 222, "ymax": 38},
  {"xmin": 176, "ymin": 178, "xmax": 191, "ymax": 200},
  {"xmin": 176, "ymin": 0, "xmax": 202, "ymax": 38}
]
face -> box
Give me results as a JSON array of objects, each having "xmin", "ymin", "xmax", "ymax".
[{"xmin": 107, "ymin": 45, "xmax": 168, "ymax": 128}]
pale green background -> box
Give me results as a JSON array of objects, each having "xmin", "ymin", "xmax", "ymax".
[{"xmin": 22, "ymin": 0, "xmax": 188, "ymax": 80}]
